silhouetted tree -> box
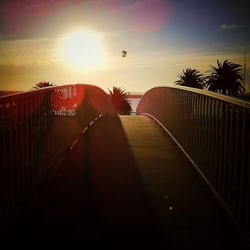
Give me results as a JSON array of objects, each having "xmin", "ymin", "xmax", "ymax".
[
  {"xmin": 32, "ymin": 81, "xmax": 55, "ymax": 89},
  {"xmin": 206, "ymin": 60, "xmax": 245, "ymax": 97},
  {"xmin": 108, "ymin": 86, "xmax": 132, "ymax": 115},
  {"xmin": 31, "ymin": 81, "xmax": 59, "ymax": 116},
  {"xmin": 175, "ymin": 68, "xmax": 205, "ymax": 89}
]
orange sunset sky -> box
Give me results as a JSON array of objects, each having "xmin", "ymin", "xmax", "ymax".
[{"xmin": 0, "ymin": 0, "xmax": 249, "ymax": 93}]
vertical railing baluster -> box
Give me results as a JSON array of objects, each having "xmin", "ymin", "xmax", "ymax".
[
  {"xmin": 30, "ymin": 96, "xmax": 34, "ymax": 185},
  {"xmin": 28, "ymin": 95, "xmax": 32, "ymax": 188},
  {"xmin": 39, "ymin": 93, "xmax": 42, "ymax": 175},
  {"xmin": 192, "ymin": 92, "xmax": 196, "ymax": 163},
  {"xmin": 34, "ymin": 95, "xmax": 39, "ymax": 179},
  {"xmin": 13, "ymin": 100, "xmax": 19, "ymax": 209},
  {"xmin": 1, "ymin": 103, "xmax": 7, "ymax": 217},
  {"xmin": 196, "ymin": 94, "xmax": 201, "ymax": 168},
  {"xmin": 211, "ymin": 98, "xmax": 216, "ymax": 187},
  {"xmin": 222, "ymin": 103, "xmax": 228, "ymax": 201},
  {"xmin": 246, "ymin": 139, "xmax": 250, "ymax": 232},
  {"xmin": 227, "ymin": 103, "xmax": 234, "ymax": 209},
  {"xmin": 184, "ymin": 91, "xmax": 189, "ymax": 152},
  {"xmin": 187, "ymin": 91, "xmax": 190, "ymax": 150},
  {"xmin": 200, "ymin": 95, "xmax": 205, "ymax": 173},
  {"xmin": 7, "ymin": 103, "xmax": 13, "ymax": 214},
  {"xmin": 245, "ymin": 110, "xmax": 250, "ymax": 231},
  {"xmin": 232, "ymin": 106, "xmax": 240, "ymax": 218},
  {"xmin": 15, "ymin": 99, "xmax": 20, "ymax": 204},
  {"xmin": 217, "ymin": 101, "xmax": 223, "ymax": 196},
  {"xmin": 205, "ymin": 96, "xmax": 210, "ymax": 178},
  {"xmin": 24, "ymin": 97, "xmax": 28, "ymax": 192},
  {"xmin": 193, "ymin": 93, "xmax": 198, "ymax": 164},
  {"xmin": 238, "ymin": 108, "xmax": 246, "ymax": 225},
  {"xmin": 203, "ymin": 95, "xmax": 208, "ymax": 175},
  {"xmin": 206, "ymin": 97, "xmax": 212, "ymax": 182},
  {"xmin": 19, "ymin": 99, "xmax": 24, "ymax": 199}
]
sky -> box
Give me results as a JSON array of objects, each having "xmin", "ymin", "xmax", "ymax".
[{"xmin": 0, "ymin": 0, "xmax": 250, "ymax": 93}]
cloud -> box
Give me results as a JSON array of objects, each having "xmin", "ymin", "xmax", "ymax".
[{"xmin": 220, "ymin": 24, "xmax": 241, "ymax": 30}]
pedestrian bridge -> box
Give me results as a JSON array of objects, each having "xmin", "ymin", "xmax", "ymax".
[{"xmin": 0, "ymin": 84, "xmax": 249, "ymax": 247}]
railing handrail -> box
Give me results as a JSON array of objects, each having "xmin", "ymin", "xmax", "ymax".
[
  {"xmin": 142, "ymin": 85, "xmax": 250, "ymax": 108},
  {"xmin": 0, "ymin": 83, "xmax": 97, "ymax": 102}
]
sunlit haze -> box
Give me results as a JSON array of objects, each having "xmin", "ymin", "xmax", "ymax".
[
  {"xmin": 0, "ymin": 0, "xmax": 249, "ymax": 93},
  {"xmin": 57, "ymin": 29, "xmax": 104, "ymax": 70}
]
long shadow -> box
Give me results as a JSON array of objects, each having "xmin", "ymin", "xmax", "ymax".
[{"xmin": 6, "ymin": 115, "xmax": 166, "ymax": 244}]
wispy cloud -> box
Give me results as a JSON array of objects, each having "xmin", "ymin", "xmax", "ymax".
[{"xmin": 220, "ymin": 24, "xmax": 241, "ymax": 30}]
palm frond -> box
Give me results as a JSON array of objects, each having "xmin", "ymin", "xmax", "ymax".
[
  {"xmin": 32, "ymin": 81, "xmax": 55, "ymax": 89},
  {"xmin": 175, "ymin": 68, "xmax": 205, "ymax": 89},
  {"xmin": 108, "ymin": 86, "xmax": 132, "ymax": 115},
  {"xmin": 206, "ymin": 60, "xmax": 245, "ymax": 96}
]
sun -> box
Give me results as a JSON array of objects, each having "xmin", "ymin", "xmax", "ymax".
[{"xmin": 57, "ymin": 29, "xmax": 104, "ymax": 69}]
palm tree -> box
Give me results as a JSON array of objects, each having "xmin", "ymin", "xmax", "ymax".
[
  {"xmin": 175, "ymin": 68, "xmax": 205, "ymax": 89},
  {"xmin": 31, "ymin": 81, "xmax": 59, "ymax": 116},
  {"xmin": 32, "ymin": 81, "xmax": 55, "ymax": 89},
  {"xmin": 206, "ymin": 60, "xmax": 245, "ymax": 97},
  {"xmin": 108, "ymin": 86, "xmax": 132, "ymax": 115}
]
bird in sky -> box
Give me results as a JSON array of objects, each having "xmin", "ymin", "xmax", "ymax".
[{"xmin": 122, "ymin": 50, "xmax": 127, "ymax": 57}]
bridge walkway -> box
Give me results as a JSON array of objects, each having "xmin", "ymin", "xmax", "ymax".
[{"xmin": 8, "ymin": 115, "xmax": 248, "ymax": 248}]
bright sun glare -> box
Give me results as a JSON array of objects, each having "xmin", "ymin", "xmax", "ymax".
[{"xmin": 58, "ymin": 29, "xmax": 104, "ymax": 70}]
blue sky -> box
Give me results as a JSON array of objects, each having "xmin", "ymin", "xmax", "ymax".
[{"xmin": 0, "ymin": 0, "xmax": 249, "ymax": 92}]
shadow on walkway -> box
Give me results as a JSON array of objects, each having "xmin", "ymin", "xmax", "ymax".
[{"xmin": 7, "ymin": 115, "xmax": 165, "ymax": 244}]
